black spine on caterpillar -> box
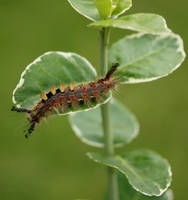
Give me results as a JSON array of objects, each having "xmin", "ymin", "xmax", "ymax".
[
  {"xmin": 11, "ymin": 106, "xmax": 31, "ymax": 113},
  {"xmin": 104, "ymin": 63, "xmax": 119, "ymax": 81},
  {"xmin": 11, "ymin": 63, "xmax": 119, "ymax": 138}
]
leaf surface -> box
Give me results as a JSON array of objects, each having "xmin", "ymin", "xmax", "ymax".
[
  {"xmin": 94, "ymin": 0, "xmax": 112, "ymax": 19},
  {"xmin": 108, "ymin": 33, "xmax": 185, "ymax": 83},
  {"xmin": 13, "ymin": 52, "xmax": 97, "ymax": 109},
  {"xmin": 67, "ymin": 0, "xmax": 99, "ymax": 21},
  {"xmin": 69, "ymin": 98, "xmax": 139, "ymax": 147},
  {"xmin": 88, "ymin": 150, "xmax": 172, "ymax": 196},
  {"xmin": 90, "ymin": 13, "xmax": 170, "ymax": 34},
  {"xmin": 67, "ymin": 0, "xmax": 132, "ymax": 21},
  {"xmin": 112, "ymin": 0, "xmax": 132, "ymax": 16},
  {"xmin": 106, "ymin": 172, "xmax": 173, "ymax": 200}
]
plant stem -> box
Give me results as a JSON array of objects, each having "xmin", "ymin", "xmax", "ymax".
[{"xmin": 99, "ymin": 28, "xmax": 119, "ymax": 200}]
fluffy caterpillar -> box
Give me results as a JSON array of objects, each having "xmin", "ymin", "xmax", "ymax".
[{"xmin": 11, "ymin": 63, "xmax": 119, "ymax": 138}]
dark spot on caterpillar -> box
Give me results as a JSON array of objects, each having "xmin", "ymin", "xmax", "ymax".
[
  {"xmin": 56, "ymin": 89, "xmax": 61, "ymax": 93},
  {"xmin": 67, "ymin": 102, "xmax": 72, "ymax": 108},
  {"xmin": 79, "ymin": 99, "xmax": 84, "ymax": 106},
  {"xmin": 90, "ymin": 96, "xmax": 97, "ymax": 103},
  {"xmin": 47, "ymin": 92, "xmax": 53, "ymax": 99},
  {"xmin": 11, "ymin": 63, "xmax": 119, "ymax": 138}
]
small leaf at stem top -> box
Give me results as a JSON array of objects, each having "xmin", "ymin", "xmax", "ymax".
[
  {"xmin": 94, "ymin": 0, "xmax": 112, "ymax": 19},
  {"xmin": 112, "ymin": 0, "xmax": 132, "ymax": 16},
  {"xmin": 67, "ymin": 0, "xmax": 132, "ymax": 21},
  {"xmin": 67, "ymin": 0, "xmax": 100, "ymax": 21}
]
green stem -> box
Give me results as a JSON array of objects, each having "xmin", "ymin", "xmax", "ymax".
[{"xmin": 99, "ymin": 28, "xmax": 119, "ymax": 200}]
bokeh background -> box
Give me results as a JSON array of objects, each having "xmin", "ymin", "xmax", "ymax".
[{"xmin": 0, "ymin": 0, "xmax": 187, "ymax": 199}]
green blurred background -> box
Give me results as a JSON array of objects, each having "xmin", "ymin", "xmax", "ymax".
[{"xmin": 0, "ymin": 0, "xmax": 187, "ymax": 199}]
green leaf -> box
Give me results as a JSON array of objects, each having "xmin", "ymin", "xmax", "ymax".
[
  {"xmin": 106, "ymin": 172, "xmax": 173, "ymax": 200},
  {"xmin": 109, "ymin": 33, "xmax": 186, "ymax": 83},
  {"xmin": 12, "ymin": 51, "xmax": 97, "ymax": 109},
  {"xmin": 69, "ymin": 98, "xmax": 139, "ymax": 147},
  {"xmin": 67, "ymin": 0, "xmax": 100, "ymax": 21},
  {"xmin": 112, "ymin": 0, "xmax": 132, "ymax": 16},
  {"xmin": 90, "ymin": 13, "xmax": 171, "ymax": 34},
  {"xmin": 94, "ymin": 0, "xmax": 112, "ymax": 19},
  {"xmin": 67, "ymin": 0, "xmax": 132, "ymax": 21},
  {"xmin": 88, "ymin": 150, "xmax": 172, "ymax": 196}
]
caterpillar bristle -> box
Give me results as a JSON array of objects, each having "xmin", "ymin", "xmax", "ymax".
[
  {"xmin": 24, "ymin": 122, "xmax": 36, "ymax": 138},
  {"xmin": 58, "ymin": 105, "xmax": 64, "ymax": 113},
  {"xmin": 50, "ymin": 86, "xmax": 56, "ymax": 95},
  {"xmin": 69, "ymin": 82, "xmax": 75, "ymax": 91},
  {"xmin": 25, "ymin": 134, "xmax": 28, "ymax": 139},
  {"xmin": 53, "ymin": 107, "xmax": 59, "ymax": 114},
  {"xmin": 11, "ymin": 106, "xmax": 16, "ymax": 111},
  {"xmin": 105, "ymin": 63, "xmax": 119, "ymax": 81},
  {"xmin": 59, "ymin": 83, "xmax": 65, "ymax": 92},
  {"xmin": 11, "ymin": 106, "xmax": 30, "ymax": 113},
  {"xmin": 40, "ymin": 92, "xmax": 48, "ymax": 101}
]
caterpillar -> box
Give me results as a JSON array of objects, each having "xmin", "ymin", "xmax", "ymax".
[{"xmin": 11, "ymin": 63, "xmax": 119, "ymax": 138}]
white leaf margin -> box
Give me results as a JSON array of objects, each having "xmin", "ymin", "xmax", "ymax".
[
  {"xmin": 67, "ymin": 0, "xmax": 133, "ymax": 22},
  {"xmin": 112, "ymin": 32, "xmax": 186, "ymax": 84},
  {"xmin": 87, "ymin": 150, "xmax": 172, "ymax": 196},
  {"xmin": 90, "ymin": 13, "xmax": 171, "ymax": 34},
  {"xmin": 69, "ymin": 98, "xmax": 139, "ymax": 148},
  {"xmin": 112, "ymin": 0, "xmax": 132, "ymax": 17},
  {"xmin": 67, "ymin": 0, "xmax": 99, "ymax": 21},
  {"xmin": 12, "ymin": 51, "xmax": 97, "ymax": 108}
]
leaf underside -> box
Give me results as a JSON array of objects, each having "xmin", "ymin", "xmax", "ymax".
[
  {"xmin": 88, "ymin": 150, "xmax": 172, "ymax": 196},
  {"xmin": 69, "ymin": 98, "xmax": 139, "ymax": 147},
  {"xmin": 106, "ymin": 172, "xmax": 173, "ymax": 200}
]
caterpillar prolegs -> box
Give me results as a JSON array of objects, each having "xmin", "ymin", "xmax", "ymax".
[{"xmin": 11, "ymin": 63, "xmax": 119, "ymax": 138}]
